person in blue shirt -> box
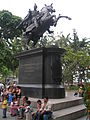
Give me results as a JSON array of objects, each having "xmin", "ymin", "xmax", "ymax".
[{"xmin": 8, "ymin": 88, "xmax": 13, "ymax": 106}]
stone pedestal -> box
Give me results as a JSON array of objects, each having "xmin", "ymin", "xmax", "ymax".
[{"xmin": 16, "ymin": 47, "xmax": 65, "ymax": 98}]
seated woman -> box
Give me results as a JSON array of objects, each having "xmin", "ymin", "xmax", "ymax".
[{"xmin": 18, "ymin": 96, "xmax": 28, "ymax": 119}]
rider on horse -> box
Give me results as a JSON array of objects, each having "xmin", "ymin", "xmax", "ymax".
[{"xmin": 16, "ymin": 3, "xmax": 71, "ymax": 50}]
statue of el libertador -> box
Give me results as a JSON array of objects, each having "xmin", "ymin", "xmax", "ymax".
[{"xmin": 16, "ymin": 3, "xmax": 71, "ymax": 50}]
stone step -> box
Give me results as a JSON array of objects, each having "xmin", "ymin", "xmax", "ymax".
[
  {"xmin": 75, "ymin": 116, "xmax": 87, "ymax": 120},
  {"xmin": 30, "ymin": 97, "xmax": 83, "ymax": 111},
  {"xmin": 53, "ymin": 104, "xmax": 86, "ymax": 120},
  {"xmin": 51, "ymin": 97, "xmax": 83, "ymax": 111},
  {"xmin": 30, "ymin": 96, "xmax": 86, "ymax": 119}
]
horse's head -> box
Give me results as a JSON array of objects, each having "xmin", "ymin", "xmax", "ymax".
[
  {"xmin": 44, "ymin": 3, "xmax": 55, "ymax": 13},
  {"xmin": 41, "ymin": 3, "xmax": 55, "ymax": 14}
]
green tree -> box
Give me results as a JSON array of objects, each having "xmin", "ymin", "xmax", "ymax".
[
  {"xmin": 62, "ymin": 47, "xmax": 76, "ymax": 84},
  {"xmin": 0, "ymin": 10, "xmax": 22, "ymax": 80},
  {"xmin": 0, "ymin": 10, "xmax": 22, "ymax": 40},
  {"xmin": 1, "ymin": 66, "xmax": 12, "ymax": 84},
  {"xmin": 54, "ymin": 31, "xmax": 89, "ymax": 83},
  {"xmin": 54, "ymin": 31, "xmax": 90, "ymax": 84}
]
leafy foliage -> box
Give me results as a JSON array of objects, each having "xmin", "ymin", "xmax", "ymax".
[
  {"xmin": 0, "ymin": 10, "xmax": 22, "ymax": 82},
  {"xmin": 0, "ymin": 10, "xmax": 22, "ymax": 39}
]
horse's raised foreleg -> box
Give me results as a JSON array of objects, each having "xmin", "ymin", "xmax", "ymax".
[{"xmin": 54, "ymin": 14, "xmax": 71, "ymax": 26}]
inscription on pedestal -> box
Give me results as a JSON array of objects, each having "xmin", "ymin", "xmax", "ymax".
[{"xmin": 19, "ymin": 55, "xmax": 43, "ymax": 84}]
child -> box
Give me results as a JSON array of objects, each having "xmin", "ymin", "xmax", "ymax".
[
  {"xmin": 8, "ymin": 87, "xmax": 13, "ymax": 106},
  {"xmin": 25, "ymin": 100, "xmax": 32, "ymax": 120},
  {"xmin": 10, "ymin": 96, "xmax": 19, "ymax": 116},
  {"xmin": 2, "ymin": 95, "xmax": 8, "ymax": 118}
]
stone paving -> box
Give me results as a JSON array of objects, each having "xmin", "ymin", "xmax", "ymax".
[
  {"xmin": 0, "ymin": 108, "xmax": 87, "ymax": 120},
  {"xmin": 0, "ymin": 109, "xmax": 18, "ymax": 120}
]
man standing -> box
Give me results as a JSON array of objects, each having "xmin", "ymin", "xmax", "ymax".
[{"xmin": 78, "ymin": 81, "xmax": 85, "ymax": 97}]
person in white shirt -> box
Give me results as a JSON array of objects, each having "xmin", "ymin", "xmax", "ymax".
[
  {"xmin": 32, "ymin": 99, "xmax": 42, "ymax": 120},
  {"xmin": 10, "ymin": 96, "xmax": 19, "ymax": 116},
  {"xmin": 40, "ymin": 97, "xmax": 52, "ymax": 120},
  {"xmin": 25, "ymin": 100, "xmax": 32, "ymax": 120}
]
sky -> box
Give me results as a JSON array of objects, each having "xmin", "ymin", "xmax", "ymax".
[{"xmin": 0, "ymin": 0, "xmax": 90, "ymax": 39}]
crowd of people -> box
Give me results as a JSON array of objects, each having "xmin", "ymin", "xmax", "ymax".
[{"xmin": 0, "ymin": 82, "xmax": 52, "ymax": 120}]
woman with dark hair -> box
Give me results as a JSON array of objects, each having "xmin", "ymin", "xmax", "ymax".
[
  {"xmin": 18, "ymin": 96, "xmax": 28, "ymax": 119},
  {"xmin": 16, "ymin": 86, "xmax": 21, "ymax": 105}
]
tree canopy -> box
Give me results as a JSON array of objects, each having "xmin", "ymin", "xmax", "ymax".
[
  {"xmin": 0, "ymin": 10, "xmax": 22, "ymax": 39},
  {"xmin": 0, "ymin": 10, "xmax": 22, "ymax": 82}
]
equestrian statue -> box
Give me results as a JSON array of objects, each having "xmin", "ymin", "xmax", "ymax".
[{"xmin": 16, "ymin": 3, "xmax": 71, "ymax": 50}]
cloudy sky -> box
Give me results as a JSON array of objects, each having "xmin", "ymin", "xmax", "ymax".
[{"xmin": 0, "ymin": 0, "xmax": 90, "ymax": 39}]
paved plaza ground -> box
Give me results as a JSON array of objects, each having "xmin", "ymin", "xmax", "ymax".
[
  {"xmin": 0, "ymin": 109, "xmax": 18, "ymax": 120},
  {"xmin": 0, "ymin": 108, "xmax": 87, "ymax": 120}
]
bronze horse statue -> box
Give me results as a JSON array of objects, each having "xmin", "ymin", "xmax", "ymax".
[{"xmin": 17, "ymin": 4, "xmax": 71, "ymax": 50}]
